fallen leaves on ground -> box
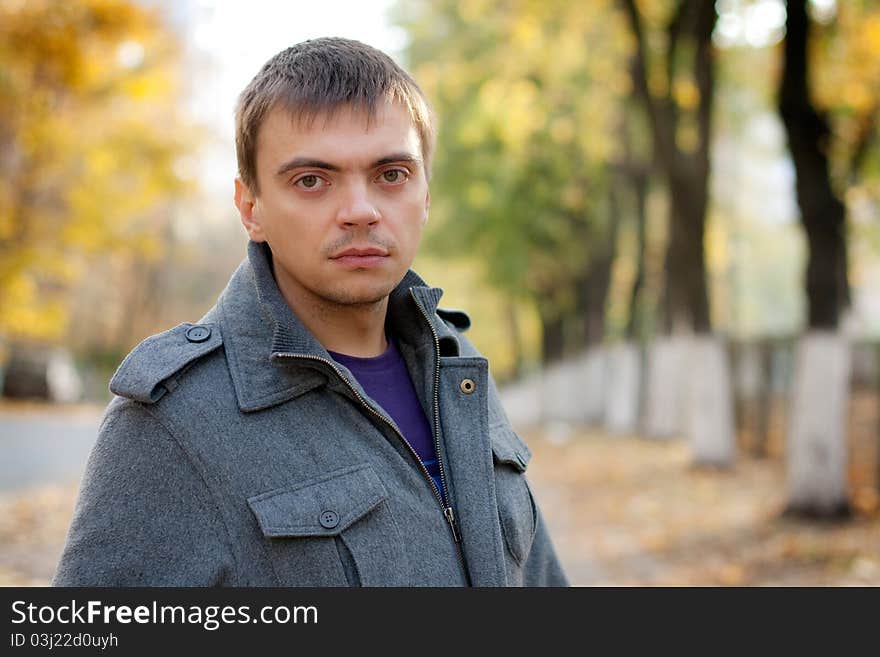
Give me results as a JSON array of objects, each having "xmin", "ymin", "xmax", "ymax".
[
  {"xmin": 524, "ymin": 428, "xmax": 880, "ymax": 586},
  {"xmin": 0, "ymin": 481, "xmax": 79, "ymax": 586}
]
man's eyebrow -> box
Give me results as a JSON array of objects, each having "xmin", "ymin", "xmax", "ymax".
[
  {"xmin": 275, "ymin": 157, "xmax": 340, "ymax": 176},
  {"xmin": 275, "ymin": 153, "xmax": 423, "ymax": 177},
  {"xmin": 372, "ymin": 153, "xmax": 422, "ymax": 168}
]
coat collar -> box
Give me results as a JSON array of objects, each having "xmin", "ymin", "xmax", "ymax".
[{"xmin": 213, "ymin": 240, "xmax": 460, "ymax": 412}]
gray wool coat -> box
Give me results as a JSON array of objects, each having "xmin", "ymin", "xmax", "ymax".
[{"xmin": 53, "ymin": 241, "xmax": 569, "ymax": 587}]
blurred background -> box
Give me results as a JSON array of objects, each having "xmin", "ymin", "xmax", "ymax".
[{"xmin": 1, "ymin": 0, "xmax": 879, "ymax": 585}]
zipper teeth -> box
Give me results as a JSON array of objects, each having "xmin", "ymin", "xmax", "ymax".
[
  {"xmin": 276, "ymin": 353, "xmax": 447, "ymax": 511},
  {"xmin": 410, "ymin": 290, "xmax": 470, "ymax": 584},
  {"xmin": 409, "ymin": 289, "xmax": 448, "ymax": 503}
]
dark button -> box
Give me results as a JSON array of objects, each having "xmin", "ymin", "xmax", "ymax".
[
  {"xmin": 185, "ymin": 325, "xmax": 211, "ymax": 343},
  {"xmin": 319, "ymin": 510, "xmax": 339, "ymax": 529},
  {"xmin": 515, "ymin": 451, "xmax": 527, "ymax": 469},
  {"xmin": 460, "ymin": 378, "xmax": 475, "ymax": 394}
]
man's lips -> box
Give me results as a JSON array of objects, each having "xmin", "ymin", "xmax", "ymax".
[
  {"xmin": 329, "ymin": 247, "xmax": 390, "ymax": 268},
  {"xmin": 330, "ymin": 247, "xmax": 389, "ymax": 258}
]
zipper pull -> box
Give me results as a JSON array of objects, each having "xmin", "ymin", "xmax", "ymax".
[{"xmin": 444, "ymin": 506, "xmax": 462, "ymax": 543}]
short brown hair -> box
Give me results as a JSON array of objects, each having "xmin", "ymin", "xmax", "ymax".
[{"xmin": 235, "ymin": 37, "xmax": 435, "ymax": 194}]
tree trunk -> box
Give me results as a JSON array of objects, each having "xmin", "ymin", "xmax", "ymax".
[
  {"xmin": 778, "ymin": 0, "xmax": 852, "ymax": 518},
  {"xmin": 778, "ymin": 0, "xmax": 849, "ymax": 328},
  {"xmin": 539, "ymin": 309, "xmax": 565, "ymax": 365},
  {"xmin": 621, "ymin": 0, "xmax": 716, "ymax": 335},
  {"xmin": 581, "ymin": 266, "xmax": 613, "ymax": 348},
  {"xmin": 754, "ymin": 341, "xmax": 774, "ymax": 458},
  {"xmin": 622, "ymin": 1, "xmax": 730, "ymax": 461},
  {"xmin": 785, "ymin": 332, "xmax": 851, "ymax": 517},
  {"xmin": 604, "ymin": 341, "xmax": 641, "ymax": 434},
  {"xmin": 686, "ymin": 335, "xmax": 735, "ymax": 466},
  {"xmin": 625, "ymin": 165, "xmax": 649, "ymax": 340},
  {"xmin": 644, "ymin": 336, "xmax": 688, "ymax": 438},
  {"xmin": 505, "ymin": 300, "xmax": 524, "ymax": 379},
  {"xmin": 663, "ymin": 175, "xmax": 711, "ymax": 333},
  {"xmin": 579, "ymin": 197, "xmax": 619, "ymax": 348}
]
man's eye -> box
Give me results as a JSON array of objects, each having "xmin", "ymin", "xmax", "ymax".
[
  {"xmin": 294, "ymin": 174, "xmax": 325, "ymax": 190},
  {"xmin": 380, "ymin": 169, "xmax": 408, "ymax": 184}
]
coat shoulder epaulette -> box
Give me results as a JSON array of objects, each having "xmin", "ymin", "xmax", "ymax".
[
  {"xmin": 436, "ymin": 307, "xmax": 471, "ymax": 332},
  {"xmin": 109, "ymin": 322, "xmax": 223, "ymax": 404}
]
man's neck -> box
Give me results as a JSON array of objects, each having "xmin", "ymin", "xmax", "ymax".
[{"xmin": 273, "ymin": 272, "xmax": 389, "ymax": 358}]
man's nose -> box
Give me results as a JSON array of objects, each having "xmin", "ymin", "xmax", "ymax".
[{"xmin": 336, "ymin": 182, "xmax": 380, "ymax": 228}]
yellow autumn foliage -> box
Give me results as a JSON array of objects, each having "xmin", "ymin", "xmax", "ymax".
[{"xmin": 0, "ymin": 0, "xmax": 197, "ymax": 346}]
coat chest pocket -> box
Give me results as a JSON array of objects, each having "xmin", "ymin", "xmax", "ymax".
[
  {"xmin": 247, "ymin": 464, "xmax": 407, "ymax": 586},
  {"xmin": 490, "ymin": 425, "xmax": 537, "ymax": 566}
]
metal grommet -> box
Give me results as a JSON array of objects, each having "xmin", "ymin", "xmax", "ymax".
[
  {"xmin": 185, "ymin": 325, "xmax": 211, "ymax": 343},
  {"xmin": 460, "ymin": 378, "xmax": 475, "ymax": 394}
]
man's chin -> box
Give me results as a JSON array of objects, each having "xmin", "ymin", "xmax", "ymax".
[{"xmin": 320, "ymin": 282, "xmax": 398, "ymax": 307}]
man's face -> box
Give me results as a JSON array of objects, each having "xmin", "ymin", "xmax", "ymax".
[{"xmin": 234, "ymin": 101, "xmax": 430, "ymax": 309}]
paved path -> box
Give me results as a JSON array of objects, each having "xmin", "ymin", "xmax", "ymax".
[{"xmin": 0, "ymin": 406, "xmax": 102, "ymax": 493}]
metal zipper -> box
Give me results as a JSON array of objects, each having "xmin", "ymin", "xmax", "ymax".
[
  {"xmin": 408, "ymin": 290, "xmax": 467, "ymax": 557},
  {"xmin": 277, "ymin": 309, "xmax": 470, "ymax": 583}
]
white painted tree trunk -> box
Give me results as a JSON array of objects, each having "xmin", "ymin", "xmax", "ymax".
[
  {"xmin": 604, "ymin": 342, "xmax": 641, "ymax": 435},
  {"xmin": 540, "ymin": 360, "xmax": 575, "ymax": 424},
  {"xmin": 47, "ymin": 350, "xmax": 84, "ymax": 402},
  {"xmin": 785, "ymin": 331, "xmax": 851, "ymax": 516},
  {"xmin": 685, "ymin": 336, "xmax": 735, "ymax": 467},
  {"xmin": 498, "ymin": 373, "xmax": 543, "ymax": 430},
  {"xmin": 538, "ymin": 348, "xmax": 606, "ymax": 425},
  {"xmin": 644, "ymin": 336, "xmax": 688, "ymax": 438},
  {"xmin": 733, "ymin": 342, "xmax": 762, "ymax": 402},
  {"xmin": 584, "ymin": 347, "xmax": 607, "ymax": 425}
]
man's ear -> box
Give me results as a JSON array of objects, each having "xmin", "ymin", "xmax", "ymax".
[
  {"xmin": 423, "ymin": 189, "xmax": 430, "ymax": 225},
  {"xmin": 234, "ymin": 177, "xmax": 265, "ymax": 242}
]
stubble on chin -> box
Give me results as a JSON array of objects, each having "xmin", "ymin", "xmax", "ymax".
[{"xmin": 316, "ymin": 278, "xmax": 399, "ymax": 308}]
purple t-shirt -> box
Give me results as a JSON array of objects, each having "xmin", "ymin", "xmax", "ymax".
[{"xmin": 328, "ymin": 338, "xmax": 444, "ymax": 502}]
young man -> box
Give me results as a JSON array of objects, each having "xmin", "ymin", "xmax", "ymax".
[{"xmin": 54, "ymin": 38, "xmax": 568, "ymax": 586}]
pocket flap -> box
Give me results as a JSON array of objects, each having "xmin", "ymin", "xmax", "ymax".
[
  {"xmin": 490, "ymin": 425, "xmax": 532, "ymax": 473},
  {"xmin": 247, "ymin": 464, "xmax": 387, "ymax": 538}
]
